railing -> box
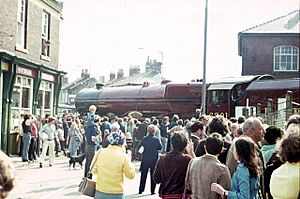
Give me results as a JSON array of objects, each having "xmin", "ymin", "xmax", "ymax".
[{"xmin": 245, "ymin": 91, "xmax": 299, "ymax": 130}]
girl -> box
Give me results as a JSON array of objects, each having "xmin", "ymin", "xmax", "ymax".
[{"xmin": 211, "ymin": 137, "xmax": 260, "ymax": 199}]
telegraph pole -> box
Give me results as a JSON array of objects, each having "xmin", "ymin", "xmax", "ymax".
[{"xmin": 201, "ymin": 0, "xmax": 208, "ymax": 114}]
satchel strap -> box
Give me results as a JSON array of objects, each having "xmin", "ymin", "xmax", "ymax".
[{"xmin": 87, "ymin": 149, "xmax": 101, "ymax": 177}]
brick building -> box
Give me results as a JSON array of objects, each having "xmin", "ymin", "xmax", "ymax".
[
  {"xmin": 0, "ymin": 0, "xmax": 66, "ymax": 154},
  {"xmin": 238, "ymin": 10, "xmax": 300, "ymax": 79}
]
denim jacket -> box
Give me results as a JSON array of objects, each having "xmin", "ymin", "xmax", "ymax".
[{"xmin": 228, "ymin": 163, "xmax": 260, "ymax": 199}]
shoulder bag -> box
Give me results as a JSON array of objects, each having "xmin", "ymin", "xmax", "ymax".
[{"xmin": 78, "ymin": 149, "xmax": 101, "ymax": 197}]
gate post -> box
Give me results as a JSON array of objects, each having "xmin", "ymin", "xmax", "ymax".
[
  {"xmin": 267, "ymin": 99, "xmax": 273, "ymax": 125},
  {"xmin": 285, "ymin": 91, "xmax": 293, "ymax": 121}
]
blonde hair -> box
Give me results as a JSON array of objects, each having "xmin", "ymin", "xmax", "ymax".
[{"xmin": 89, "ymin": 105, "xmax": 97, "ymax": 112}]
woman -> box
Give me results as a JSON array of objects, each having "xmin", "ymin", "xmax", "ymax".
[
  {"xmin": 153, "ymin": 131, "xmax": 192, "ymax": 198},
  {"xmin": 91, "ymin": 131, "xmax": 135, "ymax": 199},
  {"xmin": 270, "ymin": 124, "xmax": 299, "ymax": 199},
  {"xmin": 21, "ymin": 114, "xmax": 31, "ymax": 162},
  {"xmin": 211, "ymin": 137, "xmax": 260, "ymax": 199},
  {"xmin": 67, "ymin": 122, "xmax": 82, "ymax": 157}
]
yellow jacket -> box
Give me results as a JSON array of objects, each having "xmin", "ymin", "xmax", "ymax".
[
  {"xmin": 91, "ymin": 145, "xmax": 135, "ymax": 194},
  {"xmin": 270, "ymin": 162, "xmax": 300, "ymax": 199}
]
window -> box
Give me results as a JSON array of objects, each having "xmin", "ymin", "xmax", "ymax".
[
  {"xmin": 274, "ymin": 45, "xmax": 299, "ymax": 71},
  {"xmin": 210, "ymin": 90, "xmax": 228, "ymax": 104},
  {"xmin": 16, "ymin": 0, "xmax": 27, "ymax": 48},
  {"xmin": 41, "ymin": 11, "xmax": 50, "ymax": 56},
  {"xmin": 37, "ymin": 80, "xmax": 54, "ymax": 116}
]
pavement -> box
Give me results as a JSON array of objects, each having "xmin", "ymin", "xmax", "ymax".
[{"xmin": 7, "ymin": 154, "xmax": 160, "ymax": 199}]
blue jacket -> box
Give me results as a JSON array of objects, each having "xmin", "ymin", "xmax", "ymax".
[
  {"xmin": 228, "ymin": 163, "xmax": 260, "ymax": 199},
  {"xmin": 140, "ymin": 134, "xmax": 162, "ymax": 164}
]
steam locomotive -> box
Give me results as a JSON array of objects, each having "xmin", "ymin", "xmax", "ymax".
[{"xmin": 74, "ymin": 75, "xmax": 300, "ymax": 119}]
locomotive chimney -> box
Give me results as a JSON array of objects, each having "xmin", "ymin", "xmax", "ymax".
[
  {"xmin": 117, "ymin": 69, "xmax": 124, "ymax": 79},
  {"xmin": 96, "ymin": 83, "xmax": 104, "ymax": 90}
]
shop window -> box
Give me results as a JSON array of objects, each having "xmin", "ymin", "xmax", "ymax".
[
  {"xmin": 21, "ymin": 87, "xmax": 30, "ymax": 108},
  {"xmin": 44, "ymin": 91, "xmax": 51, "ymax": 109},
  {"xmin": 37, "ymin": 90, "xmax": 43, "ymax": 108},
  {"xmin": 12, "ymin": 87, "xmax": 21, "ymax": 107}
]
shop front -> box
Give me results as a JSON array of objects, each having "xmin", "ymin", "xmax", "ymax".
[{"xmin": 0, "ymin": 51, "xmax": 66, "ymax": 154}]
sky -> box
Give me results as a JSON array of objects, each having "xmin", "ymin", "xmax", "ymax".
[{"xmin": 59, "ymin": 0, "xmax": 299, "ymax": 83}]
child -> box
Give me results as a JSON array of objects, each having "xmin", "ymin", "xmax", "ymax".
[
  {"xmin": 86, "ymin": 105, "xmax": 97, "ymax": 128},
  {"xmin": 211, "ymin": 137, "xmax": 260, "ymax": 199}
]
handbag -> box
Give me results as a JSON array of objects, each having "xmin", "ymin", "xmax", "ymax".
[
  {"xmin": 78, "ymin": 150, "xmax": 101, "ymax": 197},
  {"xmin": 78, "ymin": 177, "xmax": 96, "ymax": 197}
]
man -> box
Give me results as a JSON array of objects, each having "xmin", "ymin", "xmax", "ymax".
[
  {"xmin": 39, "ymin": 117, "xmax": 57, "ymax": 168},
  {"xmin": 185, "ymin": 133, "xmax": 231, "ymax": 199},
  {"xmin": 138, "ymin": 124, "xmax": 162, "ymax": 195},
  {"xmin": 159, "ymin": 116, "xmax": 169, "ymax": 154},
  {"xmin": 226, "ymin": 116, "xmax": 266, "ymax": 198},
  {"xmin": 190, "ymin": 121, "xmax": 206, "ymax": 152}
]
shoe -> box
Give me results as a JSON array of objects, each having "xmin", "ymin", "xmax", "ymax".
[
  {"xmin": 151, "ymin": 192, "xmax": 155, "ymax": 195},
  {"xmin": 49, "ymin": 164, "xmax": 53, "ymax": 167},
  {"xmin": 39, "ymin": 163, "xmax": 43, "ymax": 168},
  {"xmin": 138, "ymin": 191, "xmax": 143, "ymax": 194}
]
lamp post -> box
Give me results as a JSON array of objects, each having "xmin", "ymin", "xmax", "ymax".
[{"xmin": 201, "ymin": 0, "xmax": 208, "ymax": 115}]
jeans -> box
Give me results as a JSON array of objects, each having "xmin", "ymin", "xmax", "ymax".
[
  {"xmin": 94, "ymin": 191, "xmax": 124, "ymax": 199},
  {"xmin": 161, "ymin": 137, "xmax": 168, "ymax": 154},
  {"xmin": 22, "ymin": 133, "xmax": 31, "ymax": 161}
]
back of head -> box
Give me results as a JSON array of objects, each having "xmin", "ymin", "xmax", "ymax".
[
  {"xmin": 147, "ymin": 124, "xmax": 156, "ymax": 134},
  {"xmin": 48, "ymin": 116, "xmax": 56, "ymax": 123},
  {"xmin": 171, "ymin": 131, "xmax": 188, "ymax": 152},
  {"xmin": 207, "ymin": 116, "xmax": 229, "ymax": 136},
  {"xmin": 264, "ymin": 126, "xmax": 283, "ymax": 145},
  {"xmin": 205, "ymin": 133, "xmax": 224, "ymax": 155},
  {"xmin": 89, "ymin": 105, "xmax": 97, "ymax": 112},
  {"xmin": 286, "ymin": 114, "xmax": 300, "ymax": 129},
  {"xmin": 235, "ymin": 137, "xmax": 259, "ymax": 178},
  {"xmin": 277, "ymin": 124, "xmax": 300, "ymax": 163},
  {"xmin": 238, "ymin": 116, "xmax": 246, "ymax": 124},
  {"xmin": 107, "ymin": 131, "xmax": 125, "ymax": 146},
  {"xmin": 191, "ymin": 121, "xmax": 204, "ymax": 133},
  {"xmin": 111, "ymin": 122, "xmax": 120, "ymax": 132}
]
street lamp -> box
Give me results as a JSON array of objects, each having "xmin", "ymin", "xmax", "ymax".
[{"xmin": 201, "ymin": 0, "xmax": 208, "ymax": 115}]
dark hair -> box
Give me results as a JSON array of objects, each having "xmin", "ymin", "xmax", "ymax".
[
  {"xmin": 264, "ymin": 126, "xmax": 283, "ymax": 145},
  {"xmin": 235, "ymin": 137, "xmax": 259, "ymax": 178},
  {"xmin": 152, "ymin": 119, "xmax": 159, "ymax": 125},
  {"xmin": 22, "ymin": 114, "xmax": 30, "ymax": 132},
  {"xmin": 171, "ymin": 132, "xmax": 188, "ymax": 153},
  {"xmin": 191, "ymin": 121, "xmax": 204, "ymax": 133},
  {"xmin": 208, "ymin": 116, "xmax": 229, "ymax": 136},
  {"xmin": 205, "ymin": 133, "xmax": 223, "ymax": 155},
  {"xmin": 237, "ymin": 116, "xmax": 246, "ymax": 124},
  {"xmin": 277, "ymin": 130, "xmax": 300, "ymax": 163}
]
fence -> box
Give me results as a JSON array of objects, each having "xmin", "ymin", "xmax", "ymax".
[{"xmin": 243, "ymin": 91, "xmax": 299, "ymax": 130}]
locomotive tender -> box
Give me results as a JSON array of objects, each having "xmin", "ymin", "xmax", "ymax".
[{"xmin": 75, "ymin": 75, "xmax": 300, "ymax": 119}]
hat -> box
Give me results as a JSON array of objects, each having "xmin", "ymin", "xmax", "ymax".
[{"xmin": 107, "ymin": 131, "xmax": 125, "ymax": 145}]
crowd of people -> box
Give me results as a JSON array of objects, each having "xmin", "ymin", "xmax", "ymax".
[{"xmin": 0, "ymin": 105, "xmax": 299, "ymax": 199}]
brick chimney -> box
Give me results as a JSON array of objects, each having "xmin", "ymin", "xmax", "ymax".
[{"xmin": 109, "ymin": 72, "xmax": 116, "ymax": 81}]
